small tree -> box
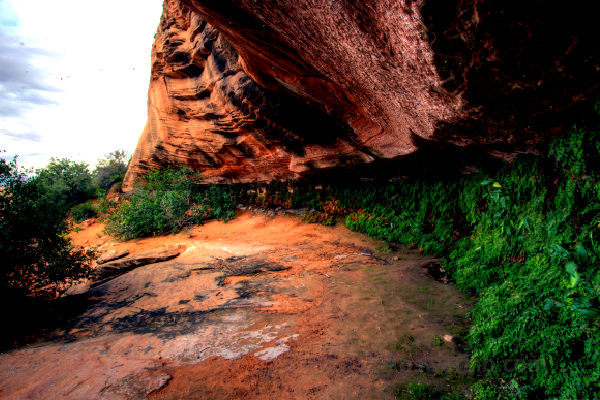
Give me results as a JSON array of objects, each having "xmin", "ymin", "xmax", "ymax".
[
  {"xmin": 93, "ymin": 149, "xmax": 131, "ymax": 191},
  {"xmin": 36, "ymin": 157, "xmax": 95, "ymax": 206},
  {"xmin": 0, "ymin": 152, "xmax": 93, "ymax": 298}
]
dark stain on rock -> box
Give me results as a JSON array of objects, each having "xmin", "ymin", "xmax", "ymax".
[
  {"xmin": 207, "ymin": 255, "xmax": 292, "ymax": 286},
  {"xmin": 109, "ymin": 309, "xmax": 213, "ymax": 340},
  {"xmin": 26, "ymin": 255, "xmax": 294, "ymax": 346}
]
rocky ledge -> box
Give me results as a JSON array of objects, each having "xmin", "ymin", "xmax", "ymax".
[{"xmin": 124, "ymin": 0, "xmax": 600, "ymax": 185}]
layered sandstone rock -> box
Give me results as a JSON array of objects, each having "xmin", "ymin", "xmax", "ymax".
[
  {"xmin": 127, "ymin": 0, "xmax": 363, "ymax": 186},
  {"xmin": 126, "ymin": 0, "xmax": 600, "ymax": 185}
]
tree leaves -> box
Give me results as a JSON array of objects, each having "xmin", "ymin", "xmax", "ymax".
[{"xmin": 0, "ymin": 152, "xmax": 93, "ymax": 296}]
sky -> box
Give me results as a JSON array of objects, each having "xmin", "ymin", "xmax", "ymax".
[{"xmin": 0, "ymin": 0, "xmax": 164, "ymax": 170}]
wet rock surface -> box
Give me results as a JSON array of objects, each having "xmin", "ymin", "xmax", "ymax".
[{"xmin": 0, "ymin": 212, "xmax": 475, "ymax": 399}]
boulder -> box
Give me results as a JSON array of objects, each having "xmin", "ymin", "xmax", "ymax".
[
  {"xmin": 63, "ymin": 281, "xmax": 91, "ymax": 296},
  {"xmin": 92, "ymin": 245, "xmax": 182, "ymax": 286},
  {"xmin": 96, "ymin": 248, "xmax": 130, "ymax": 265},
  {"xmin": 80, "ymin": 218, "xmax": 96, "ymax": 228}
]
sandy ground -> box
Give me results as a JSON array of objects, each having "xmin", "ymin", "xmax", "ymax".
[{"xmin": 0, "ymin": 210, "xmax": 476, "ymax": 399}]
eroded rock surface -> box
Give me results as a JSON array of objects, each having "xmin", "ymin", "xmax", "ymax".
[
  {"xmin": 97, "ymin": 249, "xmax": 130, "ymax": 265},
  {"xmin": 93, "ymin": 245, "xmax": 182, "ymax": 286},
  {"xmin": 125, "ymin": 0, "xmax": 599, "ymax": 185},
  {"xmin": 0, "ymin": 213, "xmax": 476, "ymax": 399}
]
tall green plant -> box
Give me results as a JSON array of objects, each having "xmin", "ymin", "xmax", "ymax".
[{"xmin": 0, "ymin": 152, "xmax": 93, "ymax": 298}]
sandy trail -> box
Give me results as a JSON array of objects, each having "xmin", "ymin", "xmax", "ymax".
[{"xmin": 0, "ymin": 211, "xmax": 475, "ymax": 399}]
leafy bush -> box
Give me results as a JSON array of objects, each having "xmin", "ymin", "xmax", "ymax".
[
  {"xmin": 191, "ymin": 184, "xmax": 238, "ymax": 223},
  {"xmin": 35, "ymin": 157, "xmax": 95, "ymax": 206},
  {"xmin": 71, "ymin": 201, "xmax": 97, "ymax": 223},
  {"xmin": 303, "ymin": 211, "xmax": 335, "ymax": 226},
  {"xmin": 0, "ymin": 152, "xmax": 93, "ymax": 298},
  {"xmin": 103, "ymin": 165, "xmax": 238, "ymax": 240},
  {"xmin": 400, "ymin": 382, "xmax": 444, "ymax": 399},
  {"xmin": 93, "ymin": 149, "xmax": 130, "ymax": 191},
  {"xmin": 341, "ymin": 150, "xmax": 600, "ymax": 398}
]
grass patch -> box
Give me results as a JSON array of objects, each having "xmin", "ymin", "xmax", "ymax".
[
  {"xmin": 372, "ymin": 276, "xmax": 387, "ymax": 282},
  {"xmin": 431, "ymin": 334, "xmax": 444, "ymax": 347},
  {"xmin": 377, "ymin": 243, "xmax": 394, "ymax": 252}
]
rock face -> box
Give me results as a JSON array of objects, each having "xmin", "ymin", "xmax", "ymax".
[
  {"xmin": 92, "ymin": 245, "xmax": 182, "ymax": 286},
  {"xmin": 96, "ymin": 249, "xmax": 130, "ymax": 265},
  {"xmin": 125, "ymin": 0, "xmax": 600, "ymax": 185}
]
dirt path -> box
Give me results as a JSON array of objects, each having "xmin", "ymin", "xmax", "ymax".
[{"xmin": 0, "ymin": 211, "xmax": 475, "ymax": 399}]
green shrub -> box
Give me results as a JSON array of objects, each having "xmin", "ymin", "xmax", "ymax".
[
  {"xmin": 407, "ymin": 382, "xmax": 443, "ymax": 398},
  {"xmin": 92, "ymin": 149, "xmax": 130, "ymax": 191},
  {"xmin": 103, "ymin": 165, "xmax": 238, "ymax": 240},
  {"xmin": 339, "ymin": 149, "xmax": 599, "ymax": 398},
  {"xmin": 71, "ymin": 201, "xmax": 97, "ymax": 223},
  {"xmin": 0, "ymin": 152, "xmax": 93, "ymax": 298},
  {"xmin": 35, "ymin": 157, "xmax": 95, "ymax": 206},
  {"xmin": 191, "ymin": 184, "xmax": 238, "ymax": 223},
  {"xmin": 302, "ymin": 211, "xmax": 335, "ymax": 226}
]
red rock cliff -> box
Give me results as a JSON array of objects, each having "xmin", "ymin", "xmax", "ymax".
[{"xmin": 125, "ymin": 0, "xmax": 600, "ymax": 185}]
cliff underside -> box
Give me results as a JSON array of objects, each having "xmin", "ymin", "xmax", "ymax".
[{"xmin": 125, "ymin": 0, "xmax": 600, "ymax": 185}]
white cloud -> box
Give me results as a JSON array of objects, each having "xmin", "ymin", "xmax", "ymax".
[{"xmin": 0, "ymin": 0, "xmax": 164, "ymax": 170}]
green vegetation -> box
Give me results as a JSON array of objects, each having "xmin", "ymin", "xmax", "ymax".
[
  {"xmin": 302, "ymin": 211, "xmax": 335, "ymax": 226},
  {"xmin": 71, "ymin": 200, "xmax": 97, "ymax": 223},
  {"xmin": 0, "ymin": 149, "xmax": 135, "ymax": 299},
  {"xmin": 395, "ymin": 381, "xmax": 463, "ymax": 399},
  {"xmin": 0, "ymin": 152, "xmax": 94, "ymax": 299},
  {"xmin": 101, "ymin": 165, "xmax": 238, "ymax": 240},
  {"xmin": 92, "ymin": 149, "xmax": 130, "ymax": 191},
  {"xmin": 406, "ymin": 382, "xmax": 443, "ymax": 398},
  {"xmin": 234, "ymin": 98, "xmax": 600, "ymax": 399},
  {"xmin": 431, "ymin": 334, "xmax": 444, "ymax": 347},
  {"xmin": 36, "ymin": 157, "xmax": 95, "ymax": 206}
]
